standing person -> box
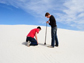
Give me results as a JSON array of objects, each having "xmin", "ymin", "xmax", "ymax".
[
  {"xmin": 26, "ymin": 26, "xmax": 41, "ymax": 47},
  {"xmin": 45, "ymin": 12, "xmax": 59, "ymax": 48}
]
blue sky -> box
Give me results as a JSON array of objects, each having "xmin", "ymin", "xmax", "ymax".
[{"xmin": 0, "ymin": 0, "xmax": 84, "ymax": 31}]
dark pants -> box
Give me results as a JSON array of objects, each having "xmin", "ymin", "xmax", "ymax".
[
  {"xmin": 51, "ymin": 27, "xmax": 59, "ymax": 47},
  {"xmin": 26, "ymin": 37, "xmax": 38, "ymax": 46}
]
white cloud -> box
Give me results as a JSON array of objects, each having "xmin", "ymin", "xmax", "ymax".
[
  {"xmin": 54, "ymin": 0, "xmax": 84, "ymax": 30},
  {"xmin": 78, "ymin": 13, "xmax": 84, "ymax": 17},
  {"xmin": 0, "ymin": 0, "xmax": 84, "ymax": 30},
  {"xmin": 62, "ymin": 0, "xmax": 84, "ymax": 30}
]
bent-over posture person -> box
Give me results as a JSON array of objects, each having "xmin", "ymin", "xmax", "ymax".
[
  {"xmin": 45, "ymin": 12, "xmax": 59, "ymax": 48},
  {"xmin": 26, "ymin": 26, "xmax": 41, "ymax": 47}
]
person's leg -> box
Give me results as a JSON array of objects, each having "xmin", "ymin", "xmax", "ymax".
[
  {"xmin": 55, "ymin": 27, "xmax": 59, "ymax": 46},
  {"xmin": 26, "ymin": 37, "xmax": 31, "ymax": 46},
  {"xmin": 51, "ymin": 27, "xmax": 55, "ymax": 47},
  {"xmin": 26, "ymin": 37, "xmax": 29, "ymax": 42},
  {"xmin": 29, "ymin": 38, "xmax": 38, "ymax": 46},
  {"xmin": 26, "ymin": 37, "xmax": 38, "ymax": 46},
  {"xmin": 55, "ymin": 32, "xmax": 59, "ymax": 46}
]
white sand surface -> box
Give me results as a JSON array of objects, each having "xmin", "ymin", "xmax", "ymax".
[{"xmin": 0, "ymin": 25, "xmax": 84, "ymax": 63}]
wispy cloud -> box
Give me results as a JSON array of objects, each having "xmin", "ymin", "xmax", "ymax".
[
  {"xmin": 63, "ymin": 0, "xmax": 84, "ymax": 30},
  {"xmin": 0, "ymin": 0, "xmax": 84, "ymax": 30},
  {"xmin": 54, "ymin": 0, "xmax": 84, "ymax": 30}
]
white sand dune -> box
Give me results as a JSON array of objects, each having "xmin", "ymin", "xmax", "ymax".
[{"xmin": 0, "ymin": 25, "xmax": 84, "ymax": 63}]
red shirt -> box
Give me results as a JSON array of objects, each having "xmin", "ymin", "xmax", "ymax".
[{"xmin": 27, "ymin": 28, "xmax": 39, "ymax": 38}]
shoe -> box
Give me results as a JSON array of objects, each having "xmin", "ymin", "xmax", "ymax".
[
  {"xmin": 47, "ymin": 46, "xmax": 54, "ymax": 48},
  {"xmin": 55, "ymin": 45, "xmax": 59, "ymax": 47},
  {"xmin": 26, "ymin": 41, "xmax": 30, "ymax": 47}
]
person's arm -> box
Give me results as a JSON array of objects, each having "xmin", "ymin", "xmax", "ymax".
[
  {"xmin": 35, "ymin": 32, "xmax": 38, "ymax": 44},
  {"xmin": 46, "ymin": 20, "xmax": 50, "ymax": 24}
]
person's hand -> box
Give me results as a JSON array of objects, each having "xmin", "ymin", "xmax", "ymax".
[{"xmin": 46, "ymin": 21, "xmax": 49, "ymax": 24}]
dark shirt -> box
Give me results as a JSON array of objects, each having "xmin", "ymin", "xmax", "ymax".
[{"xmin": 49, "ymin": 15, "xmax": 57, "ymax": 28}]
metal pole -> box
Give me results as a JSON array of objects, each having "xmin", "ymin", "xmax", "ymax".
[{"xmin": 44, "ymin": 23, "xmax": 47, "ymax": 45}]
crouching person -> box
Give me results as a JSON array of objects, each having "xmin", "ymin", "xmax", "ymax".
[{"xmin": 26, "ymin": 26, "xmax": 41, "ymax": 47}]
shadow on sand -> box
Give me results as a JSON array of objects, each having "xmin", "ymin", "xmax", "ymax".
[
  {"xmin": 38, "ymin": 43, "xmax": 48, "ymax": 47},
  {"xmin": 22, "ymin": 42, "xmax": 47, "ymax": 47},
  {"xmin": 22, "ymin": 42, "xmax": 27, "ymax": 46}
]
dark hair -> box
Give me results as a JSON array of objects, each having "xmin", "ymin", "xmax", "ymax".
[
  {"xmin": 37, "ymin": 26, "xmax": 41, "ymax": 30},
  {"xmin": 45, "ymin": 12, "xmax": 50, "ymax": 16}
]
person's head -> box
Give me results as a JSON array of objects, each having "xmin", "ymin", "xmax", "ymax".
[
  {"xmin": 37, "ymin": 26, "xmax": 41, "ymax": 31},
  {"xmin": 45, "ymin": 12, "xmax": 51, "ymax": 18}
]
